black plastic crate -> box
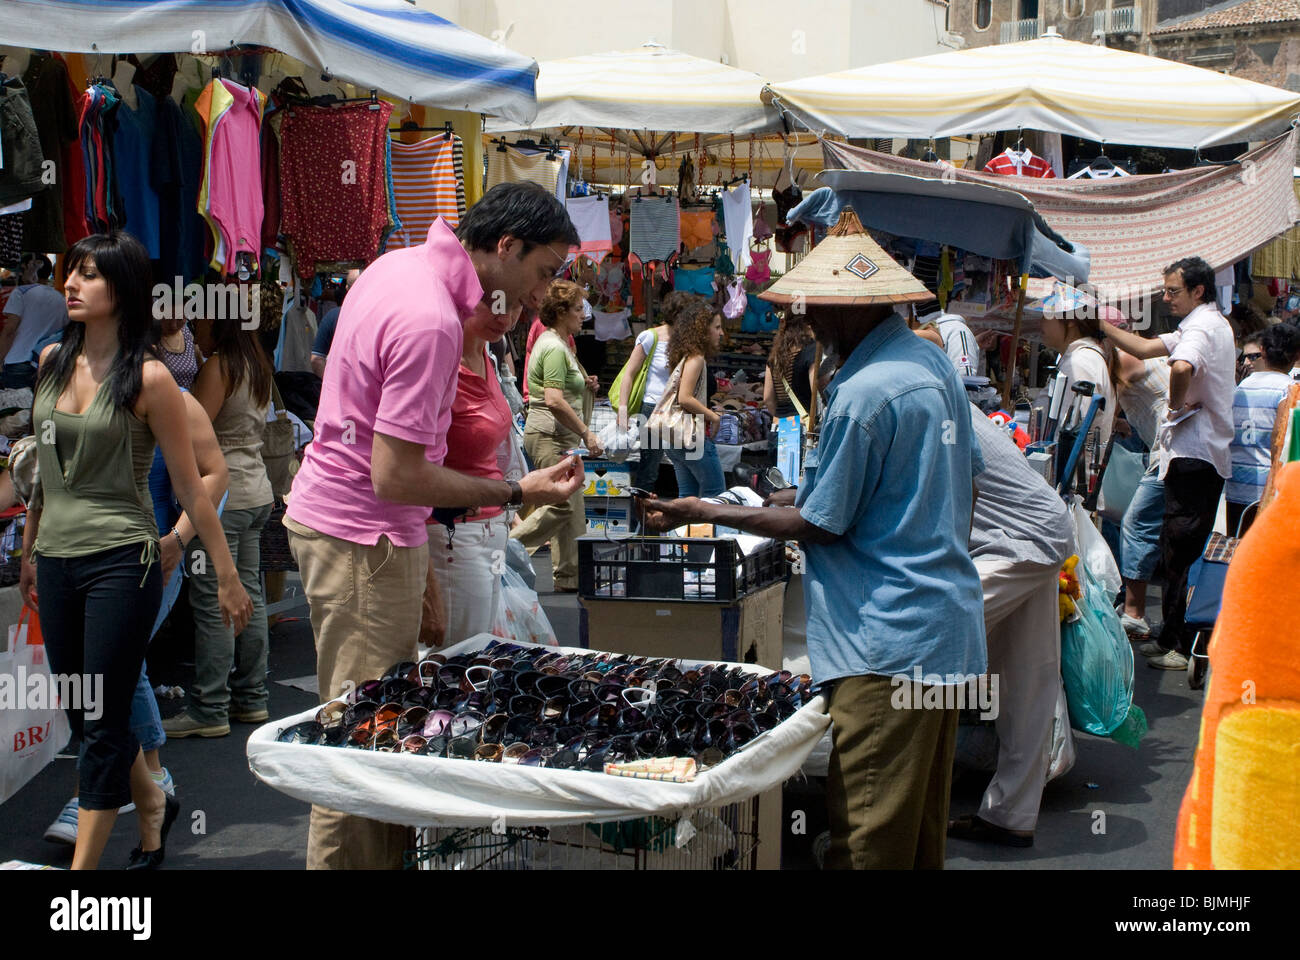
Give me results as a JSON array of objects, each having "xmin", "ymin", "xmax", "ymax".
[
  {"xmin": 578, "ymin": 535, "xmax": 786, "ymax": 603},
  {"xmin": 259, "ymin": 503, "xmax": 298, "ymax": 573}
]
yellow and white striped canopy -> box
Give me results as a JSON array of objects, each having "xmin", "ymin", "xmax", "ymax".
[
  {"xmin": 766, "ymin": 34, "xmax": 1300, "ymax": 149},
  {"xmin": 485, "ymin": 42, "xmax": 783, "ymax": 136}
]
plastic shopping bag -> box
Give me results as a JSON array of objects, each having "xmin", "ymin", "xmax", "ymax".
[
  {"xmin": 0, "ymin": 607, "xmax": 72, "ymax": 803},
  {"xmin": 1071, "ymin": 497, "xmax": 1121, "ymax": 600},
  {"xmin": 491, "ymin": 566, "xmax": 558, "ymax": 647},
  {"xmin": 1099, "ymin": 443, "xmax": 1145, "ymax": 525},
  {"xmin": 597, "ymin": 419, "xmax": 640, "ymax": 463},
  {"xmin": 1060, "ymin": 560, "xmax": 1147, "ymax": 746}
]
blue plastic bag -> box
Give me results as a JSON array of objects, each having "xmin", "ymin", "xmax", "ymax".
[{"xmin": 1060, "ymin": 560, "xmax": 1147, "ymax": 746}]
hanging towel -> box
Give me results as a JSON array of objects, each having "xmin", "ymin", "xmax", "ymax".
[
  {"xmin": 389, "ymin": 134, "xmax": 465, "ymax": 247},
  {"xmin": 565, "ymin": 194, "xmax": 613, "ymax": 265},
  {"xmin": 629, "ymin": 196, "xmax": 680, "ymax": 262},
  {"xmin": 721, "ymin": 183, "xmax": 754, "ymax": 273},
  {"xmin": 485, "ymin": 144, "xmax": 562, "ymax": 195}
]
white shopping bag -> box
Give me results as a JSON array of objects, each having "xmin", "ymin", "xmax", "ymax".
[
  {"xmin": 0, "ymin": 607, "xmax": 72, "ymax": 804},
  {"xmin": 1071, "ymin": 496, "xmax": 1122, "ymax": 600},
  {"xmin": 490, "ymin": 566, "xmax": 558, "ymax": 647}
]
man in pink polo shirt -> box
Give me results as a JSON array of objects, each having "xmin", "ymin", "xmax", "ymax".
[{"xmin": 284, "ymin": 183, "xmax": 583, "ymax": 870}]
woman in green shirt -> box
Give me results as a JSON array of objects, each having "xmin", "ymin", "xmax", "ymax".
[
  {"xmin": 20, "ymin": 231, "xmax": 252, "ymax": 870},
  {"xmin": 510, "ymin": 280, "xmax": 603, "ymax": 592}
]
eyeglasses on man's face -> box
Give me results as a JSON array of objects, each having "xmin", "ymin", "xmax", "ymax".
[{"xmin": 1162, "ymin": 286, "xmax": 1186, "ymax": 299}]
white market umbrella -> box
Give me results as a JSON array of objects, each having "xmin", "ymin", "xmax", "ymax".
[
  {"xmin": 766, "ymin": 32, "xmax": 1300, "ymax": 149},
  {"xmin": 485, "ymin": 41, "xmax": 784, "ymax": 148}
]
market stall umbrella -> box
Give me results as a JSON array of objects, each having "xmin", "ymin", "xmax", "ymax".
[
  {"xmin": 765, "ymin": 32, "xmax": 1300, "ymax": 150},
  {"xmin": 484, "ymin": 41, "xmax": 784, "ymax": 154},
  {"xmin": 0, "ymin": 0, "xmax": 539, "ymax": 124}
]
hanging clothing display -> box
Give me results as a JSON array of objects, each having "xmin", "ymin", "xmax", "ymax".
[
  {"xmin": 60, "ymin": 56, "xmax": 87, "ymax": 248},
  {"xmin": 196, "ymin": 78, "xmax": 267, "ymax": 275},
  {"xmin": 279, "ymin": 99, "xmax": 395, "ymax": 278},
  {"xmin": 485, "ymin": 144, "xmax": 562, "ymax": 195},
  {"xmin": 679, "ymin": 209, "xmax": 715, "ymax": 250},
  {"xmin": 628, "ymin": 194, "xmax": 679, "ymax": 262},
  {"xmin": 388, "ymin": 134, "xmax": 466, "ymax": 246},
  {"xmin": 0, "ymin": 74, "xmax": 47, "ymax": 208},
  {"xmin": 564, "ymin": 194, "xmax": 612, "ymax": 265},
  {"xmin": 20, "ymin": 54, "xmax": 78, "ymax": 253},
  {"xmin": 983, "ymin": 147, "xmax": 1056, "ymax": 178},
  {"xmin": 0, "ymin": 213, "xmax": 22, "ymax": 266},
  {"xmin": 276, "ymin": 295, "xmax": 317, "ymax": 372},
  {"xmin": 1066, "ymin": 161, "xmax": 1131, "ymax": 180},
  {"xmin": 597, "ymin": 259, "xmax": 624, "ymax": 306},
  {"xmin": 592, "ymin": 307, "xmax": 632, "ymax": 341},
  {"xmin": 111, "ymin": 85, "xmax": 162, "ymax": 258},
  {"xmin": 377, "ymin": 133, "xmax": 402, "ymax": 254},
  {"xmin": 155, "ymin": 94, "xmax": 206, "ymax": 282},
  {"xmin": 79, "ymin": 82, "xmax": 125, "ymax": 235},
  {"xmin": 673, "ymin": 265, "xmax": 716, "ymax": 296},
  {"xmin": 720, "ymin": 182, "xmax": 754, "ymax": 273},
  {"xmin": 260, "ymin": 106, "xmax": 282, "ymax": 251}
]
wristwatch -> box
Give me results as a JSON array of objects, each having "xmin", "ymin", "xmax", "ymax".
[{"xmin": 506, "ymin": 480, "xmax": 523, "ymax": 507}]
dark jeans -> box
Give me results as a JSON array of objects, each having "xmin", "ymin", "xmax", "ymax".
[
  {"xmin": 38, "ymin": 542, "xmax": 162, "ymax": 810},
  {"xmin": 1157, "ymin": 458, "xmax": 1223, "ymax": 655},
  {"xmin": 0, "ymin": 362, "xmax": 36, "ymax": 390}
]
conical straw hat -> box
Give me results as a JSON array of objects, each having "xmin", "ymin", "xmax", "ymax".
[{"xmin": 759, "ymin": 208, "xmax": 932, "ymax": 307}]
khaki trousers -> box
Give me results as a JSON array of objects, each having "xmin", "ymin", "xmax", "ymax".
[
  {"xmin": 510, "ymin": 431, "xmax": 586, "ymax": 589},
  {"xmin": 825, "ymin": 674, "xmax": 959, "ymax": 870},
  {"xmin": 974, "ymin": 557, "xmax": 1069, "ymax": 833},
  {"xmin": 284, "ymin": 516, "xmax": 428, "ymax": 870}
]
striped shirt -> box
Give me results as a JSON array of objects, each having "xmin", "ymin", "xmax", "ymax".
[
  {"xmin": 629, "ymin": 196, "xmax": 681, "ymax": 262},
  {"xmin": 388, "ymin": 135, "xmax": 465, "ymax": 247},
  {"xmin": 1227, "ymin": 370, "xmax": 1292, "ymax": 504}
]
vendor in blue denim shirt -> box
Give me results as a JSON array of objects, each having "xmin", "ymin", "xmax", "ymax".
[{"xmin": 643, "ymin": 210, "xmax": 986, "ymax": 870}]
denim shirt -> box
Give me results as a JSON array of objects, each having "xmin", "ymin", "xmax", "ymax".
[{"xmin": 796, "ymin": 314, "xmax": 987, "ymax": 686}]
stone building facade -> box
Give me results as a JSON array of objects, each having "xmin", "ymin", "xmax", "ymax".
[
  {"xmin": 948, "ymin": 1, "xmax": 1156, "ymax": 50},
  {"xmin": 1149, "ymin": 1, "xmax": 1300, "ymax": 91}
]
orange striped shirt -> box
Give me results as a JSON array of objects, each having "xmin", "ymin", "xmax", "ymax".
[{"xmin": 388, "ymin": 135, "xmax": 465, "ymax": 248}]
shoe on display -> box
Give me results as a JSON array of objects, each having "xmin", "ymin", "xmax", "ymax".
[
  {"xmin": 44, "ymin": 797, "xmax": 79, "ymax": 845},
  {"xmin": 1148, "ymin": 649, "xmax": 1189, "ymax": 671},
  {"xmin": 1120, "ymin": 614, "xmax": 1150, "ymax": 638},
  {"xmin": 161, "ymin": 711, "xmax": 230, "ymax": 738},
  {"xmin": 1136, "ymin": 640, "xmax": 1166, "ymax": 658}
]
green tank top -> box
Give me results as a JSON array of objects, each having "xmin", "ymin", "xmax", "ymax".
[{"xmin": 33, "ymin": 373, "xmax": 159, "ymax": 560}]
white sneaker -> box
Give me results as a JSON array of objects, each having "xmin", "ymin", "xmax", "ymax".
[
  {"xmin": 44, "ymin": 797, "xmax": 79, "ymax": 844},
  {"xmin": 1120, "ymin": 614, "xmax": 1150, "ymax": 638},
  {"xmin": 1148, "ymin": 649, "xmax": 1189, "ymax": 671}
]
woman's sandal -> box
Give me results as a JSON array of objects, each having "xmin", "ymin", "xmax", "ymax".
[{"xmin": 946, "ymin": 814, "xmax": 1033, "ymax": 848}]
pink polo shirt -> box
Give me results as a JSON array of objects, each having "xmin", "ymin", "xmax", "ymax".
[{"xmin": 286, "ymin": 219, "xmax": 483, "ymax": 546}]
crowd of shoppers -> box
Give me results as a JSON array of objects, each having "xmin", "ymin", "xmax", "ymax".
[{"xmin": 17, "ymin": 169, "xmax": 1300, "ymax": 877}]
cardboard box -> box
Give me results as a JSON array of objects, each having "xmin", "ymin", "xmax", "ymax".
[
  {"xmin": 583, "ymin": 459, "xmax": 633, "ymax": 497},
  {"xmin": 585, "ymin": 499, "xmax": 630, "ymax": 535},
  {"xmin": 579, "ymin": 581, "xmax": 785, "ymax": 670}
]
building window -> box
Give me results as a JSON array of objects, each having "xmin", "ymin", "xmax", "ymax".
[
  {"xmin": 1064, "ymin": 0, "xmax": 1084, "ymax": 17},
  {"xmin": 975, "ymin": 0, "xmax": 992, "ymax": 30},
  {"xmin": 1020, "ymin": 1, "xmax": 1039, "ymax": 18}
]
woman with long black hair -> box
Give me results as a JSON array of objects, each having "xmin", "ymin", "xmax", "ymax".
[
  {"xmin": 164, "ymin": 315, "xmax": 275, "ymax": 739},
  {"xmin": 20, "ymin": 231, "xmax": 252, "ymax": 870}
]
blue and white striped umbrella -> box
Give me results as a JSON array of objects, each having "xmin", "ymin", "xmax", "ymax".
[{"xmin": 0, "ymin": 0, "xmax": 538, "ymax": 123}]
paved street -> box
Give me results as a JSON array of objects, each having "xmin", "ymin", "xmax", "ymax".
[{"xmin": 0, "ymin": 563, "xmax": 1202, "ymax": 870}]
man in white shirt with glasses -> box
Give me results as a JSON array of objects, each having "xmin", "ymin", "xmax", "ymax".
[{"xmin": 1100, "ymin": 256, "xmax": 1235, "ymax": 671}]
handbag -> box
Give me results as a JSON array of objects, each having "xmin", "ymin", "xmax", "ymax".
[
  {"xmin": 608, "ymin": 329, "xmax": 657, "ymax": 414},
  {"xmin": 262, "ymin": 379, "xmax": 297, "ymax": 500},
  {"xmin": 645, "ymin": 359, "xmax": 700, "ymax": 450},
  {"xmin": 1, "ymin": 606, "xmax": 72, "ymax": 803}
]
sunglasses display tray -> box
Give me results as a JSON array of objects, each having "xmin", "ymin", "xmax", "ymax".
[{"xmin": 247, "ymin": 635, "xmax": 829, "ymax": 829}]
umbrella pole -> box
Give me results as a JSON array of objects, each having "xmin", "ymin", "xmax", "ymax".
[{"xmin": 1002, "ymin": 272, "xmax": 1028, "ymax": 410}]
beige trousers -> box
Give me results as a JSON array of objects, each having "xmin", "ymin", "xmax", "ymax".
[
  {"xmin": 510, "ymin": 431, "xmax": 586, "ymax": 589},
  {"xmin": 284, "ymin": 516, "xmax": 428, "ymax": 870}
]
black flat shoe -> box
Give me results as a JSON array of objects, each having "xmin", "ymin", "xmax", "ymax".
[
  {"xmin": 946, "ymin": 814, "xmax": 1033, "ymax": 848},
  {"xmin": 126, "ymin": 792, "xmax": 180, "ymax": 870}
]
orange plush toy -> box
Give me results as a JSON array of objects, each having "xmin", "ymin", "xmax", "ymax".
[{"xmin": 1173, "ymin": 461, "xmax": 1300, "ymax": 869}]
